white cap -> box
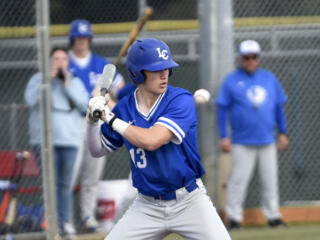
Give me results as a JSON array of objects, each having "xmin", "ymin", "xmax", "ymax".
[{"xmin": 238, "ymin": 40, "xmax": 261, "ymax": 56}]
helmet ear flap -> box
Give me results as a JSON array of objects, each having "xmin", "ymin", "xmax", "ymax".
[
  {"xmin": 128, "ymin": 68, "xmax": 136, "ymax": 83},
  {"xmin": 128, "ymin": 68, "xmax": 145, "ymax": 84}
]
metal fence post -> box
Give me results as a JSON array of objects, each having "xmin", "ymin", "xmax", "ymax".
[
  {"xmin": 36, "ymin": 0, "xmax": 59, "ymax": 239},
  {"xmin": 198, "ymin": 0, "xmax": 234, "ymax": 207}
]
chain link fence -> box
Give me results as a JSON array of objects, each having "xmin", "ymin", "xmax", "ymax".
[
  {"xmin": 233, "ymin": 0, "xmax": 320, "ymax": 209},
  {"xmin": 0, "ymin": 0, "xmax": 45, "ymax": 237},
  {"xmin": 0, "ymin": 0, "xmax": 320, "ymax": 238}
]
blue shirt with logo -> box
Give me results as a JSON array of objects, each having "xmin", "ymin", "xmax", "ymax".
[
  {"xmin": 69, "ymin": 53, "xmax": 108, "ymax": 95},
  {"xmin": 215, "ymin": 67, "xmax": 288, "ymax": 145},
  {"xmin": 100, "ymin": 85, "xmax": 205, "ymax": 196}
]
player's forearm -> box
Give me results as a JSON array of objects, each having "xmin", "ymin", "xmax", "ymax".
[
  {"xmin": 275, "ymin": 103, "xmax": 287, "ymax": 134},
  {"xmin": 88, "ymin": 96, "xmax": 169, "ymax": 150},
  {"xmin": 217, "ymin": 105, "xmax": 228, "ymax": 138},
  {"xmin": 87, "ymin": 122, "xmax": 109, "ymax": 157},
  {"xmin": 123, "ymin": 125, "xmax": 164, "ymax": 151}
]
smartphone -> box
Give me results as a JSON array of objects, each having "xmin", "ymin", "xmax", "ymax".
[{"xmin": 57, "ymin": 68, "xmax": 65, "ymax": 81}]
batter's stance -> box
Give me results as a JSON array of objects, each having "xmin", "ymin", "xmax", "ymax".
[{"xmin": 86, "ymin": 38, "xmax": 231, "ymax": 240}]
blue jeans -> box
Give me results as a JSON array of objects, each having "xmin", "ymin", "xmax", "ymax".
[{"xmin": 54, "ymin": 146, "xmax": 78, "ymax": 225}]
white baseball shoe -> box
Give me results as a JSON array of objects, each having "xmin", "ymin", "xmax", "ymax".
[
  {"xmin": 82, "ymin": 216, "xmax": 103, "ymax": 233},
  {"xmin": 61, "ymin": 222, "xmax": 76, "ymax": 237}
]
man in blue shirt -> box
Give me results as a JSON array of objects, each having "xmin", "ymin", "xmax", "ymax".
[
  {"xmin": 216, "ymin": 40, "xmax": 288, "ymax": 229},
  {"xmin": 86, "ymin": 38, "xmax": 231, "ymax": 240}
]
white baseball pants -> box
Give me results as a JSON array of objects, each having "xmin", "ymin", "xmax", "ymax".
[
  {"xmin": 226, "ymin": 144, "xmax": 281, "ymax": 222},
  {"xmin": 105, "ymin": 180, "xmax": 231, "ymax": 240}
]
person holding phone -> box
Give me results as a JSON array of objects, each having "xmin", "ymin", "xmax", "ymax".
[{"xmin": 24, "ymin": 46, "xmax": 89, "ymax": 237}]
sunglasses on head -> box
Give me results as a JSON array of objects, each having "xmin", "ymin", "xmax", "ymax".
[{"xmin": 242, "ymin": 54, "xmax": 259, "ymax": 61}]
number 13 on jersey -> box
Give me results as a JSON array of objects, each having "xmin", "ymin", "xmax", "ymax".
[{"xmin": 130, "ymin": 148, "xmax": 147, "ymax": 168}]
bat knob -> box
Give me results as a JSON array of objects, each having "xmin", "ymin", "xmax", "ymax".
[{"xmin": 93, "ymin": 110, "xmax": 102, "ymax": 121}]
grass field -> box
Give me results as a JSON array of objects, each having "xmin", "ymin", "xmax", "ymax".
[{"xmin": 163, "ymin": 223, "xmax": 320, "ymax": 240}]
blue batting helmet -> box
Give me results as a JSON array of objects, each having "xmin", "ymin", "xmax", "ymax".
[
  {"xmin": 69, "ymin": 19, "xmax": 92, "ymax": 45},
  {"xmin": 126, "ymin": 38, "xmax": 179, "ymax": 84}
]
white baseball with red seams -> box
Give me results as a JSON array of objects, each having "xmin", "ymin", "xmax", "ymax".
[{"xmin": 193, "ymin": 89, "xmax": 211, "ymax": 104}]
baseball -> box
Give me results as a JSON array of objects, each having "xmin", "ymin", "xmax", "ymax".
[
  {"xmin": 193, "ymin": 89, "xmax": 211, "ymax": 104},
  {"xmin": 22, "ymin": 151, "xmax": 30, "ymax": 159}
]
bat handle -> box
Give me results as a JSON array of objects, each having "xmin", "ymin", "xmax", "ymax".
[
  {"xmin": 92, "ymin": 110, "xmax": 102, "ymax": 121},
  {"xmin": 92, "ymin": 88, "xmax": 108, "ymax": 121}
]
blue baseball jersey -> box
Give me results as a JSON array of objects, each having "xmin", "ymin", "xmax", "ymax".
[
  {"xmin": 215, "ymin": 67, "xmax": 288, "ymax": 145},
  {"xmin": 69, "ymin": 52, "xmax": 108, "ymax": 95},
  {"xmin": 100, "ymin": 85, "xmax": 205, "ymax": 196}
]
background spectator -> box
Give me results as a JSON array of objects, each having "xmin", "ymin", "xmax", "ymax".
[
  {"xmin": 215, "ymin": 40, "xmax": 288, "ymax": 230},
  {"xmin": 67, "ymin": 19, "xmax": 125, "ymax": 233},
  {"xmin": 24, "ymin": 46, "xmax": 89, "ymax": 236}
]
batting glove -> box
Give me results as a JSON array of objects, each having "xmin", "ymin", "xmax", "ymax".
[
  {"xmin": 87, "ymin": 96, "xmax": 107, "ymax": 124},
  {"xmin": 87, "ymin": 96, "xmax": 117, "ymax": 125},
  {"xmin": 101, "ymin": 103, "xmax": 117, "ymax": 126},
  {"xmin": 86, "ymin": 108, "xmax": 98, "ymax": 125},
  {"xmin": 87, "ymin": 96, "xmax": 129, "ymax": 135}
]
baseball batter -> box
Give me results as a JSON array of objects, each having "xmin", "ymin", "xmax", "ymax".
[
  {"xmin": 86, "ymin": 38, "xmax": 231, "ymax": 239},
  {"xmin": 68, "ymin": 19, "xmax": 124, "ymax": 232},
  {"xmin": 215, "ymin": 40, "xmax": 288, "ymax": 229}
]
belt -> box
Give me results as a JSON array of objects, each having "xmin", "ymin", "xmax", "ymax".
[{"xmin": 141, "ymin": 178, "xmax": 202, "ymax": 201}]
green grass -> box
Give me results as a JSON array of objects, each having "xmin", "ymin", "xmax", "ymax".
[{"xmin": 163, "ymin": 223, "xmax": 320, "ymax": 240}]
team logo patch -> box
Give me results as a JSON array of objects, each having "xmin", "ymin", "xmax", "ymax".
[
  {"xmin": 237, "ymin": 81, "xmax": 245, "ymax": 87},
  {"xmin": 89, "ymin": 72, "xmax": 101, "ymax": 87},
  {"xmin": 78, "ymin": 23, "xmax": 89, "ymax": 34},
  {"xmin": 246, "ymin": 85, "xmax": 267, "ymax": 107}
]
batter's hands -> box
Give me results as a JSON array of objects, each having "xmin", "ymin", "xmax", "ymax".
[
  {"xmin": 87, "ymin": 95, "xmax": 116, "ymax": 125},
  {"xmin": 220, "ymin": 138, "xmax": 231, "ymax": 153},
  {"xmin": 101, "ymin": 103, "xmax": 116, "ymax": 124},
  {"xmin": 87, "ymin": 96, "xmax": 107, "ymax": 124},
  {"xmin": 86, "ymin": 108, "xmax": 98, "ymax": 125},
  {"xmin": 277, "ymin": 134, "xmax": 288, "ymax": 151}
]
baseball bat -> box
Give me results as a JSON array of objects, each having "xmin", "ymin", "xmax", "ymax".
[
  {"xmin": 0, "ymin": 152, "xmax": 21, "ymax": 223},
  {"xmin": 92, "ymin": 64, "xmax": 116, "ymax": 120},
  {"xmin": 5, "ymin": 151, "xmax": 29, "ymax": 226},
  {"xmin": 90, "ymin": 7, "xmax": 153, "ymax": 98},
  {"xmin": 114, "ymin": 7, "xmax": 153, "ymax": 66}
]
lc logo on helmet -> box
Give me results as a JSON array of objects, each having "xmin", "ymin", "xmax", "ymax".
[
  {"xmin": 156, "ymin": 48, "xmax": 168, "ymax": 60},
  {"xmin": 78, "ymin": 23, "xmax": 89, "ymax": 34}
]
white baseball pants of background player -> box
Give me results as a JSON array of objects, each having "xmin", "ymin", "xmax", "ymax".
[
  {"xmin": 226, "ymin": 144, "xmax": 281, "ymax": 222},
  {"xmin": 72, "ymin": 119, "xmax": 106, "ymax": 221},
  {"xmin": 105, "ymin": 179, "xmax": 231, "ymax": 240}
]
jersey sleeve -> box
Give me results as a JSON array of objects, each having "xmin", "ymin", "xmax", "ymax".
[
  {"xmin": 100, "ymin": 122, "xmax": 123, "ymax": 152},
  {"xmin": 155, "ymin": 93, "xmax": 197, "ymax": 144},
  {"xmin": 24, "ymin": 73, "xmax": 41, "ymax": 107},
  {"xmin": 215, "ymin": 78, "xmax": 232, "ymax": 107},
  {"xmin": 274, "ymin": 76, "xmax": 288, "ymax": 104}
]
